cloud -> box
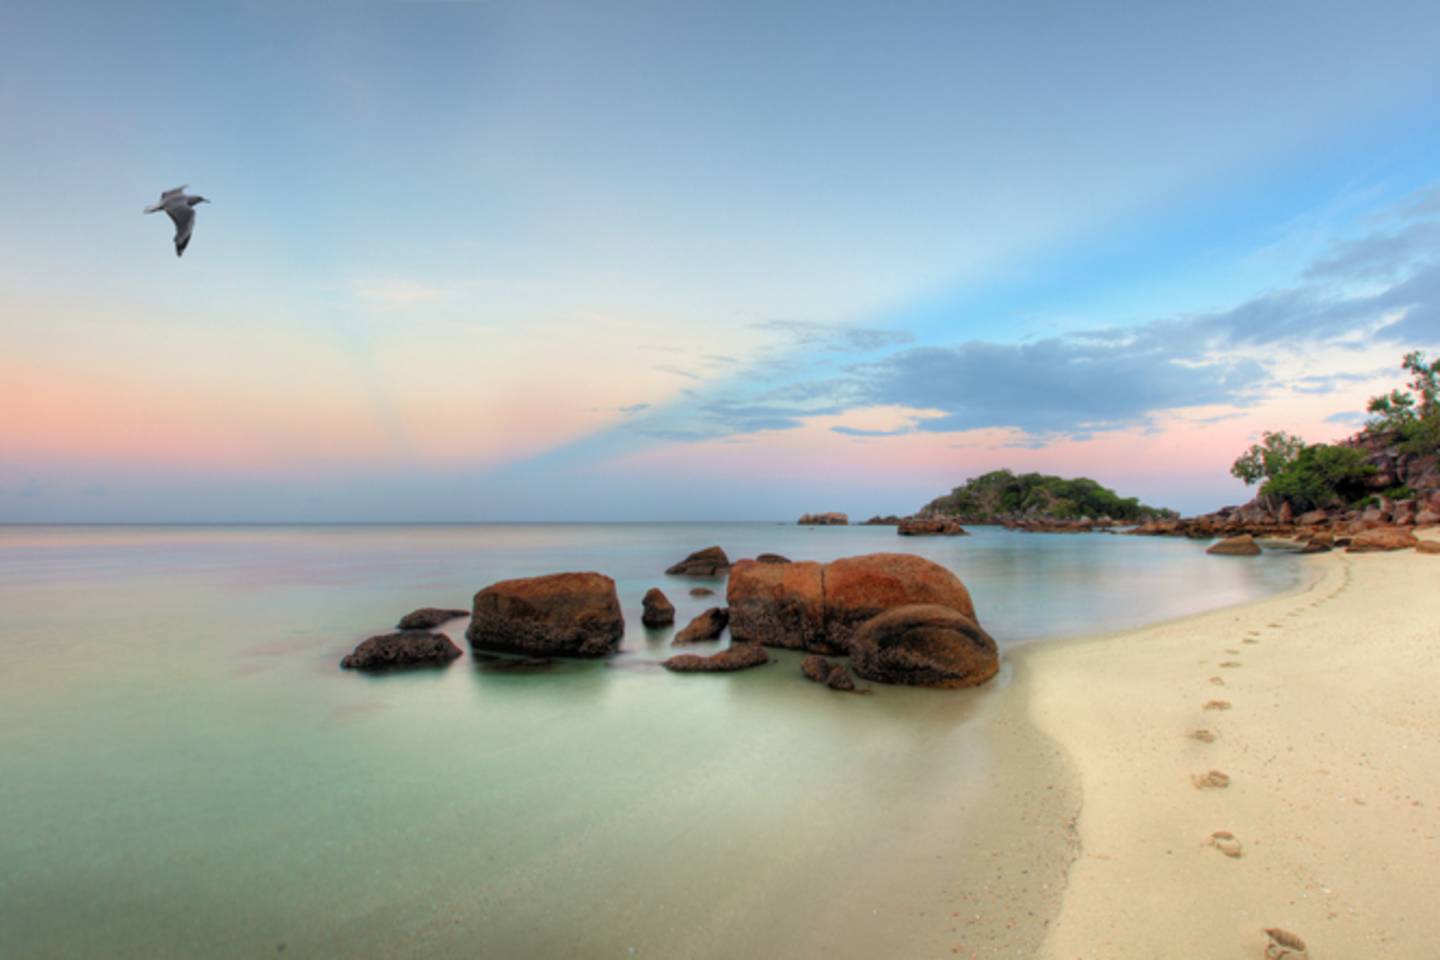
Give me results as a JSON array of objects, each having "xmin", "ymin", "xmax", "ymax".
[
  {"xmin": 356, "ymin": 279, "xmax": 447, "ymax": 307},
  {"xmin": 754, "ymin": 319, "xmax": 914, "ymax": 353},
  {"xmin": 1325, "ymin": 411, "xmax": 1369, "ymax": 425},
  {"xmin": 619, "ymin": 403, "xmax": 650, "ymax": 414},
  {"xmin": 830, "ymin": 424, "xmax": 911, "ymax": 437}
]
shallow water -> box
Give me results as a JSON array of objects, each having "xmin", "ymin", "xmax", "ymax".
[{"xmin": 0, "ymin": 524, "xmax": 1301, "ymax": 957}]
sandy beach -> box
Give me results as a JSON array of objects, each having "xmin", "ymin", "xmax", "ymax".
[{"xmin": 1023, "ymin": 536, "xmax": 1440, "ymax": 958}]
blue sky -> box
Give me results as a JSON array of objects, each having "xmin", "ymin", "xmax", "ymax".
[{"xmin": 4, "ymin": 1, "xmax": 1440, "ymax": 520}]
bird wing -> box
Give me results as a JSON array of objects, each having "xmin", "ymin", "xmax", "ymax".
[
  {"xmin": 161, "ymin": 185, "xmax": 188, "ymax": 200},
  {"xmin": 167, "ymin": 202, "xmax": 195, "ymax": 256}
]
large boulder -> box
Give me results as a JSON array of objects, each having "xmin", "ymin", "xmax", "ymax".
[
  {"xmin": 849, "ymin": 604, "xmax": 999, "ymax": 688},
  {"xmin": 641, "ymin": 587, "xmax": 675, "ymax": 628},
  {"xmin": 341, "ymin": 631, "xmax": 462, "ymax": 671},
  {"xmin": 897, "ymin": 516, "xmax": 968, "ymax": 536},
  {"xmin": 395, "ymin": 607, "xmax": 468, "ymax": 631},
  {"xmin": 665, "ymin": 546, "xmax": 730, "ymax": 577},
  {"xmin": 726, "ymin": 559, "xmax": 829, "ymax": 652},
  {"xmin": 1346, "ymin": 528, "xmax": 1419, "ymax": 553},
  {"xmin": 467, "ymin": 572, "xmax": 624, "ymax": 658},
  {"xmin": 823, "ymin": 553, "xmax": 976, "ymax": 653},
  {"xmin": 662, "ymin": 644, "xmax": 771, "ymax": 672},
  {"xmin": 1207, "ymin": 534, "xmax": 1261, "ymax": 556},
  {"xmin": 673, "ymin": 607, "xmax": 729, "ymax": 645}
]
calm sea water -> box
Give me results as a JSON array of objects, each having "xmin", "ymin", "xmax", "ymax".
[{"xmin": 0, "ymin": 524, "xmax": 1301, "ymax": 958}]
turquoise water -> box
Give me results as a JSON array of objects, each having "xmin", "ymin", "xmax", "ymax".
[{"xmin": 0, "ymin": 524, "xmax": 1301, "ymax": 957}]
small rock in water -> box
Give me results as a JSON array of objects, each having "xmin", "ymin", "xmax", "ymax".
[
  {"xmin": 665, "ymin": 545, "xmax": 730, "ymax": 577},
  {"xmin": 673, "ymin": 607, "xmax": 729, "ymax": 645},
  {"xmin": 689, "ymin": 587, "xmax": 715, "ymax": 597},
  {"xmin": 641, "ymin": 587, "xmax": 675, "ymax": 628},
  {"xmin": 341, "ymin": 631, "xmax": 462, "ymax": 671},
  {"xmin": 395, "ymin": 607, "xmax": 468, "ymax": 631},
  {"xmin": 662, "ymin": 643, "xmax": 769, "ymax": 673}
]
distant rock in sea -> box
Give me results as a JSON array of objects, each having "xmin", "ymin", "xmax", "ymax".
[
  {"xmin": 673, "ymin": 607, "xmax": 729, "ymax": 645},
  {"xmin": 662, "ymin": 643, "xmax": 770, "ymax": 672},
  {"xmin": 665, "ymin": 545, "xmax": 730, "ymax": 577},
  {"xmin": 641, "ymin": 587, "xmax": 675, "ymax": 628},
  {"xmin": 849, "ymin": 604, "xmax": 999, "ymax": 688},
  {"xmin": 897, "ymin": 516, "xmax": 968, "ymax": 536},
  {"xmin": 341, "ymin": 631, "xmax": 462, "ymax": 671},
  {"xmin": 395, "ymin": 607, "xmax": 468, "ymax": 631},
  {"xmin": 467, "ymin": 571, "xmax": 624, "ymax": 658},
  {"xmin": 861, "ymin": 515, "xmax": 902, "ymax": 526},
  {"xmin": 797, "ymin": 512, "xmax": 848, "ymax": 525}
]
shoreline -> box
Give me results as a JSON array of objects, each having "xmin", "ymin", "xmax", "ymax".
[{"xmin": 1018, "ymin": 538, "xmax": 1440, "ymax": 958}]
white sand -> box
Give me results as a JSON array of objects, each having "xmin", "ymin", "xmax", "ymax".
[{"xmin": 1023, "ymin": 538, "xmax": 1440, "ymax": 958}]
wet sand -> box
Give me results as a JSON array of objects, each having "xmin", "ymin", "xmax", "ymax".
[{"xmin": 1022, "ymin": 535, "xmax": 1440, "ymax": 958}]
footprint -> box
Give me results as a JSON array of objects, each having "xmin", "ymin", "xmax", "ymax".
[
  {"xmin": 1224, "ymin": 648, "xmax": 1241, "ymax": 655},
  {"xmin": 1204, "ymin": 700, "xmax": 1232, "ymax": 711},
  {"xmin": 1209, "ymin": 830, "xmax": 1243, "ymax": 858},
  {"xmin": 1192, "ymin": 770, "xmax": 1231, "ymax": 789},
  {"xmin": 1209, "ymin": 676, "xmax": 1226, "ymax": 686},
  {"xmin": 1243, "ymin": 638, "xmax": 1260, "ymax": 645},
  {"xmin": 1263, "ymin": 928, "xmax": 1308, "ymax": 959},
  {"xmin": 1219, "ymin": 661, "xmax": 1242, "ymax": 668},
  {"xmin": 1189, "ymin": 729, "xmax": 1217, "ymax": 743}
]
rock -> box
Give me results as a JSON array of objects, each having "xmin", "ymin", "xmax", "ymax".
[
  {"xmin": 689, "ymin": 587, "xmax": 715, "ymax": 597},
  {"xmin": 467, "ymin": 572, "xmax": 624, "ymax": 658},
  {"xmin": 1295, "ymin": 509, "xmax": 1328, "ymax": 526},
  {"xmin": 1346, "ymin": 527, "xmax": 1419, "ymax": 552},
  {"xmin": 662, "ymin": 643, "xmax": 770, "ymax": 672},
  {"xmin": 727, "ymin": 559, "xmax": 829, "ymax": 652},
  {"xmin": 797, "ymin": 512, "xmax": 849, "ymax": 525},
  {"xmin": 395, "ymin": 607, "xmax": 469, "ymax": 631},
  {"xmin": 755, "ymin": 553, "xmax": 791, "ymax": 564},
  {"xmin": 1206, "ymin": 534, "xmax": 1261, "ymax": 556},
  {"xmin": 341, "ymin": 631, "xmax": 462, "ymax": 671},
  {"xmin": 641, "ymin": 587, "xmax": 675, "ymax": 628},
  {"xmin": 1417, "ymin": 509, "xmax": 1440, "ymax": 526},
  {"xmin": 897, "ymin": 516, "xmax": 968, "ymax": 536},
  {"xmin": 800, "ymin": 655, "xmax": 856, "ymax": 691},
  {"xmin": 849, "ymin": 604, "xmax": 999, "ymax": 688},
  {"xmin": 862, "ymin": 515, "xmax": 903, "ymax": 525},
  {"xmin": 665, "ymin": 545, "xmax": 730, "ymax": 577},
  {"xmin": 1417, "ymin": 540, "xmax": 1440, "ymax": 555},
  {"xmin": 823, "ymin": 553, "xmax": 977, "ymax": 652},
  {"xmin": 673, "ymin": 607, "xmax": 729, "ymax": 645},
  {"xmin": 1297, "ymin": 540, "xmax": 1332, "ymax": 554}
]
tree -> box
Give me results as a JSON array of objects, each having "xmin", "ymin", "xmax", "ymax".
[
  {"xmin": 1367, "ymin": 350, "xmax": 1440, "ymax": 431},
  {"xmin": 1230, "ymin": 431, "xmax": 1305, "ymax": 486}
]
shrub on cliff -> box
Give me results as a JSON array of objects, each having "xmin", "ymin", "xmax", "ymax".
[
  {"xmin": 1367, "ymin": 350, "xmax": 1440, "ymax": 455},
  {"xmin": 1260, "ymin": 444, "xmax": 1377, "ymax": 512}
]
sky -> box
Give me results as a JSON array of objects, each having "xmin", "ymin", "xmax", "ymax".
[{"xmin": 4, "ymin": 0, "xmax": 1440, "ymax": 521}]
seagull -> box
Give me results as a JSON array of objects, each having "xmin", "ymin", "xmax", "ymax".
[{"xmin": 143, "ymin": 185, "xmax": 210, "ymax": 257}]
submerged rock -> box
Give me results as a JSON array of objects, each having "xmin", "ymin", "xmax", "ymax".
[
  {"xmin": 395, "ymin": 607, "xmax": 469, "ymax": 631},
  {"xmin": 467, "ymin": 572, "xmax": 624, "ymax": 658},
  {"xmin": 665, "ymin": 545, "xmax": 730, "ymax": 577},
  {"xmin": 341, "ymin": 631, "xmax": 462, "ymax": 671},
  {"xmin": 472, "ymin": 653, "xmax": 557, "ymax": 672},
  {"xmin": 1206, "ymin": 534, "xmax": 1261, "ymax": 556},
  {"xmin": 800, "ymin": 654, "xmax": 857, "ymax": 691},
  {"xmin": 662, "ymin": 643, "xmax": 770, "ymax": 672},
  {"xmin": 849, "ymin": 604, "xmax": 999, "ymax": 688},
  {"xmin": 641, "ymin": 587, "xmax": 675, "ymax": 628},
  {"xmin": 673, "ymin": 607, "xmax": 729, "ymax": 645}
]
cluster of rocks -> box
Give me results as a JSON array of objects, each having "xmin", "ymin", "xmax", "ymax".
[
  {"xmin": 340, "ymin": 548, "xmax": 1001, "ymax": 691},
  {"xmin": 861, "ymin": 515, "xmax": 902, "ymax": 526},
  {"xmin": 797, "ymin": 512, "xmax": 849, "ymax": 525}
]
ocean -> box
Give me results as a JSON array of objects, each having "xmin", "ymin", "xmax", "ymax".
[{"xmin": 0, "ymin": 523, "xmax": 1303, "ymax": 958}]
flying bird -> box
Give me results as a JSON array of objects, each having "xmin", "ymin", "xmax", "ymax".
[{"xmin": 143, "ymin": 185, "xmax": 210, "ymax": 257}]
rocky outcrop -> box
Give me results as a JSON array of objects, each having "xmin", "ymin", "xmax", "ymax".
[
  {"xmin": 822, "ymin": 553, "xmax": 977, "ymax": 652},
  {"xmin": 849, "ymin": 604, "xmax": 999, "ymax": 688},
  {"xmin": 641, "ymin": 588, "xmax": 675, "ymax": 628},
  {"xmin": 726, "ymin": 552, "xmax": 979, "ymax": 657},
  {"xmin": 727, "ymin": 560, "xmax": 828, "ymax": 651},
  {"xmin": 1206, "ymin": 534, "xmax": 1261, "ymax": 556},
  {"xmin": 897, "ymin": 516, "xmax": 968, "ymax": 536},
  {"xmin": 673, "ymin": 607, "xmax": 729, "ymax": 645},
  {"xmin": 662, "ymin": 644, "xmax": 771, "ymax": 672},
  {"xmin": 756, "ymin": 553, "xmax": 791, "ymax": 564},
  {"xmin": 800, "ymin": 655, "xmax": 857, "ymax": 691},
  {"xmin": 665, "ymin": 546, "xmax": 730, "ymax": 577},
  {"xmin": 798, "ymin": 512, "xmax": 849, "ymax": 525},
  {"xmin": 341, "ymin": 631, "xmax": 462, "ymax": 671},
  {"xmin": 1345, "ymin": 528, "xmax": 1419, "ymax": 553},
  {"xmin": 467, "ymin": 572, "xmax": 624, "ymax": 658},
  {"xmin": 395, "ymin": 607, "xmax": 468, "ymax": 630},
  {"xmin": 862, "ymin": 515, "xmax": 903, "ymax": 525}
]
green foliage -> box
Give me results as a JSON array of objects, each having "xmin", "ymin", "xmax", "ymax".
[
  {"xmin": 922, "ymin": 468, "xmax": 1174, "ymax": 520},
  {"xmin": 1383, "ymin": 485, "xmax": 1417, "ymax": 501},
  {"xmin": 1260, "ymin": 444, "xmax": 1377, "ymax": 513},
  {"xmin": 1367, "ymin": 351, "xmax": 1440, "ymax": 454},
  {"xmin": 1229, "ymin": 430, "xmax": 1305, "ymax": 486}
]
